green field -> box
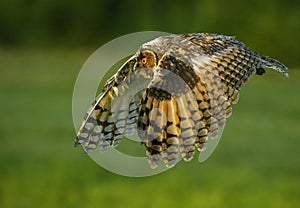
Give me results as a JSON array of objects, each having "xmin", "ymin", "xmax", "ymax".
[{"xmin": 1, "ymin": 50, "xmax": 300, "ymax": 208}]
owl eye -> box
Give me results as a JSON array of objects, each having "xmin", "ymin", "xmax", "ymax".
[{"xmin": 141, "ymin": 57, "xmax": 147, "ymax": 64}]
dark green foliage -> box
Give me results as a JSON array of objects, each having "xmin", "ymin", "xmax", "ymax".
[{"xmin": 0, "ymin": 0, "xmax": 299, "ymax": 66}]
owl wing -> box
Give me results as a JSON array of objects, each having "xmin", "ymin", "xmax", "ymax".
[
  {"xmin": 137, "ymin": 34, "xmax": 288, "ymax": 168},
  {"xmin": 137, "ymin": 53, "xmax": 228, "ymax": 168},
  {"xmin": 74, "ymin": 56, "xmax": 151, "ymax": 153},
  {"xmin": 75, "ymin": 33, "xmax": 288, "ymax": 168}
]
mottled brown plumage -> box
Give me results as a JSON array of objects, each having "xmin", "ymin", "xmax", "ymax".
[{"xmin": 74, "ymin": 33, "xmax": 288, "ymax": 168}]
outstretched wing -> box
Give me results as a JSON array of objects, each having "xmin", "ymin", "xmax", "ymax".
[
  {"xmin": 137, "ymin": 33, "xmax": 288, "ymax": 168},
  {"xmin": 74, "ymin": 56, "xmax": 151, "ymax": 153},
  {"xmin": 137, "ymin": 52, "xmax": 228, "ymax": 168},
  {"xmin": 137, "ymin": 54, "xmax": 213, "ymax": 168}
]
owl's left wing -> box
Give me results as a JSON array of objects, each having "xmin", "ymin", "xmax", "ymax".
[
  {"xmin": 137, "ymin": 34, "xmax": 288, "ymax": 168},
  {"xmin": 184, "ymin": 33, "xmax": 288, "ymax": 104}
]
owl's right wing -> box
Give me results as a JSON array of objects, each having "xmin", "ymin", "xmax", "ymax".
[{"xmin": 74, "ymin": 56, "xmax": 151, "ymax": 153}]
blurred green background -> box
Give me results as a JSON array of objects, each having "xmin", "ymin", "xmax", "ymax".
[{"xmin": 1, "ymin": 0, "xmax": 300, "ymax": 207}]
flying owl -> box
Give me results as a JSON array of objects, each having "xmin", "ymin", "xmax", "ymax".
[{"xmin": 74, "ymin": 33, "xmax": 288, "ymax": 168}]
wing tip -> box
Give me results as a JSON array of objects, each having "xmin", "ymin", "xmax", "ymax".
[{"xmin": 260, "ymin": 56, "xmax": 289, "ymax": 77}]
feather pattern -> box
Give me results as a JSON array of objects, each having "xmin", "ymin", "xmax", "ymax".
[{"xmin": 75, "ymin": 33, "xmax": 288, "ymax": 168}]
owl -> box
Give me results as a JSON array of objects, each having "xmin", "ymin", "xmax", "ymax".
[{"xmin": 74, "ymin": 33, "xmax": 288, "ymax": 168}]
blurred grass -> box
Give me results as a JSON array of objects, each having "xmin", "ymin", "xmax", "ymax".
[{"xmin": 0, "ymin": 49, "xmax": 300, "ymax": 208}]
